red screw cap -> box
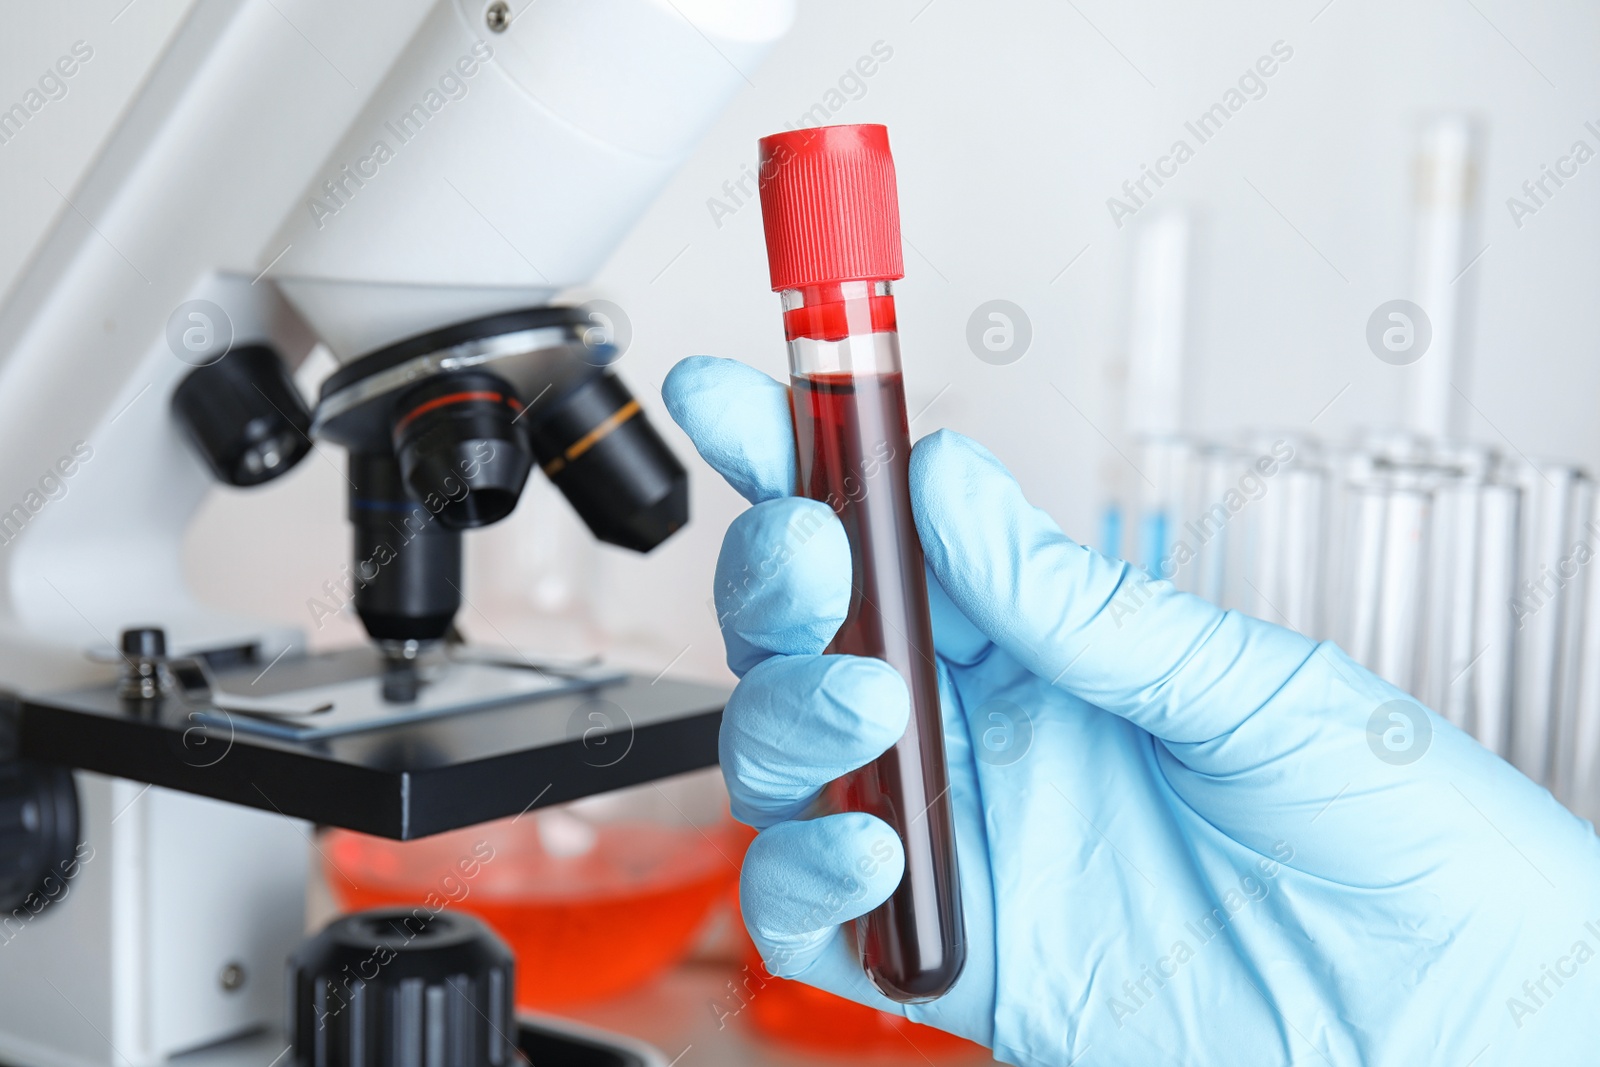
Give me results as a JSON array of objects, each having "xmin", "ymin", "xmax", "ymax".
[{"xmin": 757, "ymin": 124, "xmax": 904, "ymax": 292}]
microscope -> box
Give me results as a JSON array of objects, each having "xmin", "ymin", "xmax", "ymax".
[{"xmin": 0, "ymin": 1, "xmax": 792, "ymax": 1065}]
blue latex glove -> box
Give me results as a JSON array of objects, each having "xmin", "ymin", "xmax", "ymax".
[{"xmin": 662, "ymin": 355, "xmax": 1600, "ymax": 1066}]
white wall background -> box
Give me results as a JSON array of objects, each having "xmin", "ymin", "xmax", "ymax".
[{"xmin": 4, "ymin": 0, "xmax": 1598, "ymax": 686}]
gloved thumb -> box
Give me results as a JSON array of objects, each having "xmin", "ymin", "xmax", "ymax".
[{"xmin": 910, "ymin": 430, "xmax": 1317, "ymax": 745}]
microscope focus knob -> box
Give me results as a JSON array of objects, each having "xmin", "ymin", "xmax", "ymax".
[
  {"xmin": 0, "ymin": 756, "xmax": 81, "ymax": 915},
  {"xmin": 118, "ymin": 626, "xmax": 168, "ymax": 701},
  {"xmin": 288, "ymin": 909, "xmax": 516, "ymax": 1067},
  {"xmin": 120, "ymin": 627, "xmax": 166, "ymax": 659}
]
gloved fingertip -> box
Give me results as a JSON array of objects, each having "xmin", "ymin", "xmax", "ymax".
[
  {"xmin": 715, "ymin": 497, "xmax": 851, "ymax": 669},
  {"xmin": 661, "ymin": 356, "xmax": 796, "ymax": 504},
  {"xmin": 719, "ymin": 655, "xmax": 912, "ymax": 827},
  {"xmin": 659, "ymin": 355, "xmax": 724, "ymax": 424},
  {"xmin": 740, "ymin": 813, "xmax": 905, "ymax": 953},
  {"xmin": 912, "ymin": 428, "xmax": 1009, "ymax": 485},
  {"xmin": 819, "ymin": 657, "xmax": 911, "ymax": 752}
]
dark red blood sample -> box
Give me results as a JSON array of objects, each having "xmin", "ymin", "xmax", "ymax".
[{"xmin": 789, "ymin": 370, "xmax": 965, "ymax": 1001}]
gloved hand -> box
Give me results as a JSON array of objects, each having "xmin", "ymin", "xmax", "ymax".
[{"xmin": 662, "ymin": 355, "xmax": 1600, "ymax": 1066}]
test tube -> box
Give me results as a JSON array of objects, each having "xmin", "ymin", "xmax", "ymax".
[
  {"xmin": 1334, "ymin": 469, "xmax": 1433, "ymax": 693},
  {"xmin": 1468, "ymin": 481, "xmax": 1519, "ymax": 757},
  {"xmin": 1136, "ymin": 436, "xmax": 1193, "ymax": 580},
  {"xmin": 1421, "ymin": 476, "xmax": 1481, "ymax": 727},
  {"xmin": 1372, "ymin": 477, "xmax": 1432, "ymax": 693},
  {"xmin": 1188, "ymin": 446, "xmax": 1237, "ymax": 604},
  {"xmin": 1566, "ymin": 489, "xmax": 1600, "ymax": 821},
  {"xmin": 1231, "ymin": 433, "xmax": 1326, "ymax": 636},
  {"xmin": 1404, "ymin": 116, "xmax": 1480, "ymax": 441},
  {"xmin": 1319, "ymin": 444, "xmax": 1376, "ymax": 647},
  {"xmin": 1337, "ymin": 480, "xmax": 1390, "ymax": 672},
  {"xmin": 1121, "ymin": 210, "xmax": 1192, "ymax": 577},
  {"xmin": 1277, "ymin": 465, "xmax": 1329, "ymax": 637},
  {"xmin": 757, "ymin": 125, "xmax": 964, "ymax": 1002},
  {"xmin": 1511, "ymin": 463, "xmax": 1587, "ymax": 785},
  {"xmin": 1550, "ymin": 475, "xmax": 1596, "ymax": 803}
]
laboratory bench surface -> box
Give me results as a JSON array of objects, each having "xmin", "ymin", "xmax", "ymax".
[
  {"xmin": 558, "ymin": 960, "xmax": 994, "ymax": 1067},
  {"xmin": 148, "ymin": 962, "xmax": 992, "ymax": 1067}
]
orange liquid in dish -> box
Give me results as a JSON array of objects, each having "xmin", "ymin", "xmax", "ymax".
[{"xmin": 325, "ymin": 818, "xmax": 744, "ymax": 1008}]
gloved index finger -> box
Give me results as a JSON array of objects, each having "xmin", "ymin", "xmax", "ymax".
[{"xmin": 662, "ymin": 356, "xmax": 796, "ymax": 504}]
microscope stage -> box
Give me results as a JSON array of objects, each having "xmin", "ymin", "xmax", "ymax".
[
  {"xmin": 193, "ymin": 653, "xmax": 629, "ymax": 741},
  {"xmin": 10, "ymin": 646, "xmax": 726, "ymax": 840}
]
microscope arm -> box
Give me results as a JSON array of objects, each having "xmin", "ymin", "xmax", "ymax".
[{"xmin": 0, "ymin": 0, "xmax": 790, "ymax": 682}]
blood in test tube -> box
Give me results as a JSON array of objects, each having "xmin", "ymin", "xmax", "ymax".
[{"xmin": 756, "ymin": 123, "xmax": 965, "ymax": 1002}]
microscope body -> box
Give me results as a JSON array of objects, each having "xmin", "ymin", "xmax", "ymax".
[{"xmin": 0, "ymin": 1, "xmax": 791, "ymax": 1065}]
